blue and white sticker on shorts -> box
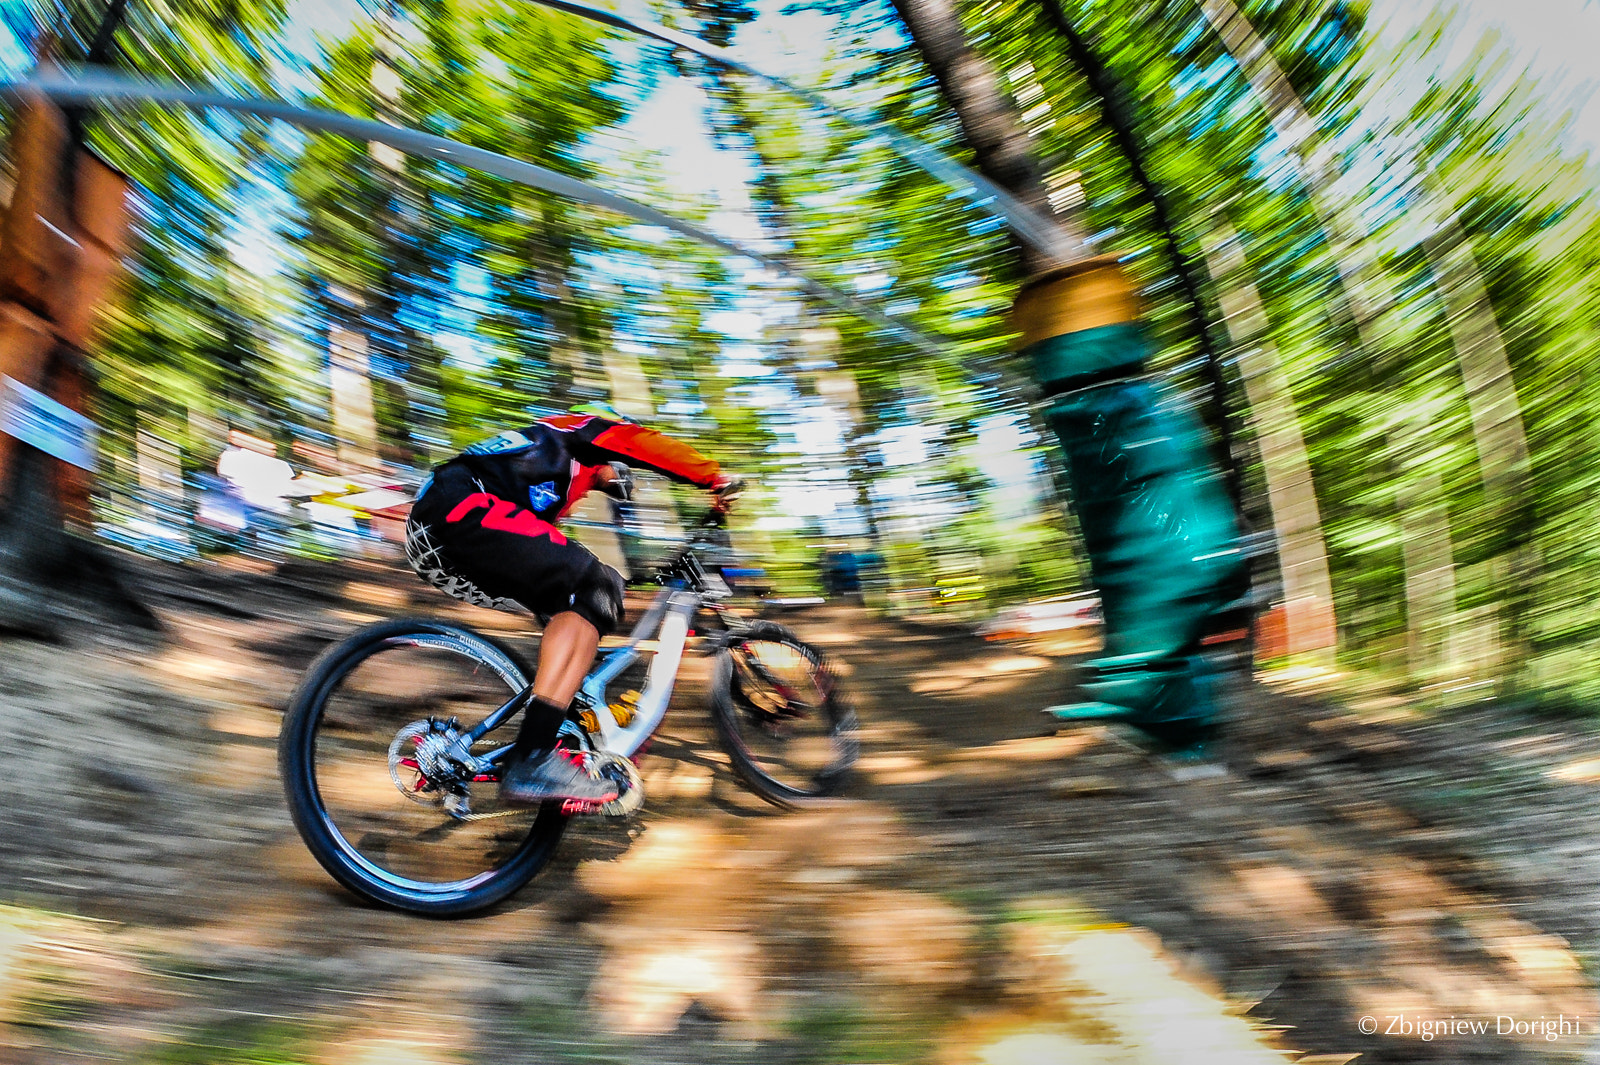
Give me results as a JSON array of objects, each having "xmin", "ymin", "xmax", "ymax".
[
  {"xmin": 529, "ymin": 480, "xmax": 560, "ymax": 512},
  {"xmin": 463, "ymin": 430, "xmax": 533, "ymax": 457}
]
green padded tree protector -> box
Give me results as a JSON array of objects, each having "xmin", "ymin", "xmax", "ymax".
[{"xmin": 1028, "ymin": 322, "xmax": 1247, "ymax": 741}]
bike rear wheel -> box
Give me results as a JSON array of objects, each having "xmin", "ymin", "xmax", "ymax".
[
  {"xmin": 709, "ymin": 621, "xmax": 858, "ymax": 806},
  {"xmin": 279, "ymin": 618, "xmax": 566, "ymax": 916}
]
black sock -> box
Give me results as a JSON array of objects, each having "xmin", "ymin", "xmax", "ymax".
[{"xmin": 509, "ymin": 696, "xmax": 567, "ymax": 763}]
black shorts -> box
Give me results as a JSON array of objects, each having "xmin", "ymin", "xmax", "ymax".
[{"xmin": 405, "ymin": 463, "xmax": 624, "ymax": 634}]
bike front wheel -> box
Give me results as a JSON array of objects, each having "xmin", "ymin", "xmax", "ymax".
[
  {"xmin": 279, "ymin": 618, "xmax": 566, "ymax": 916},
  {"xmin": 709, "ymin": 621, "xmax": 858, "ymax": 807}
]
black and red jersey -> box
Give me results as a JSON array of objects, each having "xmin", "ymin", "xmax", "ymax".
[{"xmin": 427, "ymin": 413, "xmax": 722, "ymax": 522}]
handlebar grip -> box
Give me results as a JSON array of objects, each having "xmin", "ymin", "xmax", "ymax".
[
  {"xmin": 711, "ymin": 475, "xmax": 746, "ymax": 518},
  {"xmin": 601, "ymin": 462, "xmax": 634, "ymax": 501}
]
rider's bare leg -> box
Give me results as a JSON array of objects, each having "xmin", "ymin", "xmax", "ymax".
[
  {"xmin": 532, "ymin": 611, "xmax": 601, "ymax": 707},
  {"xmin": 506, "ymin": 611, "xmax": 600, "ymax": 761},
  {"xmin": 499, "ymin": 610, "xmax": 616, "ymax": 804}
]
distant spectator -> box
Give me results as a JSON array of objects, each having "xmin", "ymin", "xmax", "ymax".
[{"xmin": 217, "ymin": 432, "xmax": 294, "ymax": 515}]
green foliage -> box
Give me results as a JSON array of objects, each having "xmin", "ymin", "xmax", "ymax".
[
  {"xmin": 140, "ymin": 1018, "xmax": 316, "ymax": 1065},
  {"xmin": 1, "ymin": 958, "xmax": 96, "ymax": 1045},
  {"xmin": 784, "ymin": 1003, "xmax": 935, "ymax": 1064},
  {"xmin": 11, "ymin": 0, "xmax": 1599, "ymax": 700},
  {"xmin": 514, "ymin": 997, "xmax": 633, "ymax": 1063}
]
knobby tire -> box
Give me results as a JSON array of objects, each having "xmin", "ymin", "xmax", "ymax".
[
  {"xmin": 709, "ymin": 621, "xmax": 858, "ymax": 807},
  {"xmin": 278, "ymin": 617, "xmax": 566, "ymax": 917}
]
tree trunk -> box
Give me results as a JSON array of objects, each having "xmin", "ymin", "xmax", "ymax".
[
  {"xmin": 1399, "ymin": 470, "xmax": 1459, "ymax": 684},
  {"xmin": 0, "ymin": 87, "xmax": 151, "ymax": 636},
  {"xmin": 1194, "ymin": 0, "xmax": 1388, "ymax": 326},
  {"xmin": 1422, "ymin": 215, "xmax": 1535, "ymax": 691},
  {"xmin": 888, "ymin": 0, "xmax": 1085, "ymax": 272},
  {"xmin": 1422, "ymin": 219, "xmax": 1531, "ymax": 496},
  {"xmin": 896, "ymin": 0, "xmax": 1247, "ymax": 739},
  {"xmin": 1204, "ymin": 221, "xmax": 1337, "ymax": 666},
  {"xmin": 1035, "ymin": 0, "xmax": 1246, "ymax": 509},
  {"xmin": 343, "ymin": 6, "xmax": 430, "ymax": 469},
  {"xmin": 1196, "ymin": 0, "xmax": 1464, "ymax": 681},
  {"xmin": 327, "ymin": 308, "xmax": 380, "ymax": 473}
]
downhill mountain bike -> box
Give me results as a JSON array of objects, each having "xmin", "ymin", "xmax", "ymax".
[{"xmin": 278, "ymin": 510, "xmax": 858, "ymax": 916}]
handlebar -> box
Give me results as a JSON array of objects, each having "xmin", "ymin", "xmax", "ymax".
[{"xmin": 603, "ymin": 480, "xmax": 751, "ymax": 592}]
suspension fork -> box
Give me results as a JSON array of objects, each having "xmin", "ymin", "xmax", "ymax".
[{"xmin": 695, "ymin": 601, "xmax": 744, "ymax": 654}]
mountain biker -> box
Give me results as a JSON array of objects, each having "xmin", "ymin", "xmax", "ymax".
[{"xmin": 405, "ymin": 403, "xmax": 739, "ymax": 807}]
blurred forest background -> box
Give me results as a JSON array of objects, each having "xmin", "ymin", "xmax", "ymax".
[{"xmin": 2, "ymin": 0, "xmax": 1597, "ymax": 705}]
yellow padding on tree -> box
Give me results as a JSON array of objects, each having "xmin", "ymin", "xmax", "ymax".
[{"xmin": 1010, "ymin": 256, "xmax": 1140, "ymax": 348}]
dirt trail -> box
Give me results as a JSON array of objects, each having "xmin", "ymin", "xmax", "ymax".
[{"xmin": 3, "ymin": 556, "xmax": 1600, "ymax": 1063}]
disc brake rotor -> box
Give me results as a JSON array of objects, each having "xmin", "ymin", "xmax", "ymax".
[
  {"xmin": 389, "ymin": 720, "xmax": 451, "ymax": 807},
  {"xmin": 389, "ymin": 719, "xmax": 536, "ymax": 823}
]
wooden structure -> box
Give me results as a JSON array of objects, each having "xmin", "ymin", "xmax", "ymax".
[{"xmin": 0, "ymin": 87, "xmax": 130, "ymax": 525}]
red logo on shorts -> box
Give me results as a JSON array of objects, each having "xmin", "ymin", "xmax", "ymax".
[{"xmin": 444, "ymin": 493, "xmax": 568, "ymax": 544}]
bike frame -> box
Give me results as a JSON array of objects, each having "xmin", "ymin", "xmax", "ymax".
[
  {"xmin": 576, "ymin": 586, "xmax": 700, "ymax": 758},
  {"xmin": 455, "ymin": 542, "xmax": 735, "ymax": 767}
]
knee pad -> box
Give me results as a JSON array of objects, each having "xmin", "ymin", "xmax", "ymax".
[{"xmin": 572, "ymin": 560, "xmax": 625, "ymax": 635}]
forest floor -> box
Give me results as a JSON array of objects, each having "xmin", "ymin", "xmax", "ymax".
[{"xmin": 4, "ymin": 553, "xmax": 1600, "ymax": 1064}]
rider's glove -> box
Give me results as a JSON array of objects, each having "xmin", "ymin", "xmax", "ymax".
[
  {"xmin": 600, "ymin": 462, "xmax": 634, "ymax": 502},
  {"xmin": 711, "ymin": 474, "xmax": 745, "ymax": 514}
]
